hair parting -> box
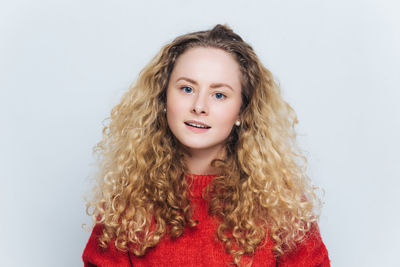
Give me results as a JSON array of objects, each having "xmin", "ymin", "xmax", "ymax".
[{"xmin": 87, "ymin": 24, "xmax": 321, "ymax": 266}]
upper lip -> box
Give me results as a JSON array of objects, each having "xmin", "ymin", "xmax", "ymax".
[{"xmin": 184, "ymin": 120, "xmax": 211, "ymax": 128}]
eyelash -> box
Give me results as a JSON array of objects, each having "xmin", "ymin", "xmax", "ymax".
[
  {"xmin": 181, "ymin": 86, "xmax": 193, "ymax": 94},
  {"xmin": 214, "ymin": 92, "xmax": 226, "ymax": 100},
  {"xmin": 180, "ymin": 86, "xmax": 227, "ymax": 100}
]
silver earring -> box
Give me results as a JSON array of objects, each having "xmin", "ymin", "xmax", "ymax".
[
  {"xmin": 163, "ymin": 107, "xmax": 166, "ymax": 112},
  {"xmin": 235, "ymin": 120, "xmax": 241, "ymax": 126}
]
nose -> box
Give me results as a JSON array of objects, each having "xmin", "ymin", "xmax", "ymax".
[{"xmin": 191, "ymin": 92, "xmax": 208, "ymax": 115}]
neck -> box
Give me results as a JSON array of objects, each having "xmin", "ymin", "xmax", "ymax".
[{"xmin": 184, "ymin": 145, "xmax": 225, "ymax": 175}]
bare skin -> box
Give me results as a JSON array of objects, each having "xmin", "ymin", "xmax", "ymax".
[{"xmin": 166, "ymin": 47, "xmax": 242, "ymax": 175}]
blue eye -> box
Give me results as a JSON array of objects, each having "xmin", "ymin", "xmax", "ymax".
[
  {"xmin": 214, "ymin": 92, "xmax": 226, "ymax": 100},
  {"xmin": 181, "ymin": 86, "xmax": 193, "ymax": 94}
]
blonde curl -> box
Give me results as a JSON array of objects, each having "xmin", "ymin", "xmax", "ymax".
[{"xmin": 86, "ymin": 24, "xmax": 321, "ymax": 266}]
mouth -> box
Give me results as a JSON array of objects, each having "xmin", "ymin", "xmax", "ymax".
[{"xmin": 184, "ymin": 121, "xmax": 211, "ymax": 129}]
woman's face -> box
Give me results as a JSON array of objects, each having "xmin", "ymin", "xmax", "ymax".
[{"xmin": 166, "ymin": 47, "xmax": 242, "ymax": 155}]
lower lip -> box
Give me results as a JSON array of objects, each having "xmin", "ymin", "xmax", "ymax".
[{"xmin": 185, "ymin": 124, "xmax": 211, "ymax": 133}]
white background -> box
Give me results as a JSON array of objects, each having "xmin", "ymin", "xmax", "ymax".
[{"xmin": 1, "ymin": 0, "xmax": 399, "ymax": 266}]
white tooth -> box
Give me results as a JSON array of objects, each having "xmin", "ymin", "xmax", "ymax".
[{"xmin": 188, "ymin": 122, "xmax": 207, "ymax": 128}]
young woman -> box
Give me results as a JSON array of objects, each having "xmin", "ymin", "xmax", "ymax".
[{"xmin": 83, "ymin": 24, "xmax": 330, "ymax": 267}]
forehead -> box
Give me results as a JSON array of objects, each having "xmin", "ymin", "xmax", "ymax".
[{"xmin": 170, "ymin": 47, "xmax": 242, "ymax": 87}]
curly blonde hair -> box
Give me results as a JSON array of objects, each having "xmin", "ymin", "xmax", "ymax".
[{"xmin": 87, "ymin": 24, "xmax": 321, "ymax": 266}]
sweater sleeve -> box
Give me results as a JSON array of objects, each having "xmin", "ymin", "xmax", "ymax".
[
  {"xmin": 277, "ymin": 224, "xmax": 330, "ymax": 267},
  {"xmin": 82, "ymin": 224, "xmax": 131, "ymax": 267}
]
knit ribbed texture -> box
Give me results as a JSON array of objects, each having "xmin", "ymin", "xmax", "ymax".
[
  {"xmin": 187, "ymin": 173, "xmax": 217, "ymax": 198},
  {"xmin": 83, "ymin": 174, "xmax": 330, "ymax": 267}
]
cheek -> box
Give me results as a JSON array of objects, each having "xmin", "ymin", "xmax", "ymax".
[
  {"xmin": 166, "ymin": 92, "xmax": 185, "ymax": 127},
  {"xmin": 167, "ymin": 99, "xmax": 183, "ymax": 119},
  {"xmin": 215, "ymin": 104, "xmax": 240, "ymax": 125}
]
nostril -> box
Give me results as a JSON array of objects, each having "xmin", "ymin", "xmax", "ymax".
[{"xmin": 192, "ymin": 105, "xmax": 208, "ymax": 114}]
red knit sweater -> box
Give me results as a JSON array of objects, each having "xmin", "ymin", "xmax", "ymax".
[{"xmin": 83, "ymin": 174, "xmax": 330, "ymax": 266}]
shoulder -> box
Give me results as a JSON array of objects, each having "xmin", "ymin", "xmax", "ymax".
[
  {"xmin": 82, "ymin": 224, "xmax": 131, "ymax": 267},
  {"xmin": 277, "ymin": 224, "xmax": 330, "ymax": 267}
]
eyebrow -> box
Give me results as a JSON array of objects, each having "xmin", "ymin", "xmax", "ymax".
[{"xmin": 176, "ymin": 77, "xmax": 234, "ymax": 91}]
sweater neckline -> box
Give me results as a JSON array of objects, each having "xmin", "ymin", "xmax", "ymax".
[{"xmin": 187, "ymin": 173, "xmax": 217, "ymax": 198}]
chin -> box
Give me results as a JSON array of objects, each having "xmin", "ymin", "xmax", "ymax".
[
  {"xmin": 183, "ymin": 143, "xmax": 211, "ymax": 150},
  {"xmin": 182, "ymin": 141, "xmax": 224, "ymax": 152}
]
